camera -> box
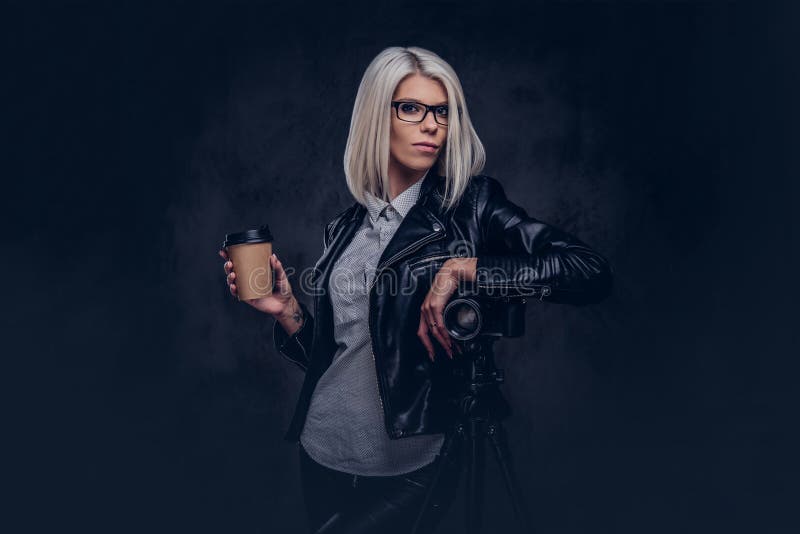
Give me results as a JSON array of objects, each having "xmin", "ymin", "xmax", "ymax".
[{"xmin": 442, "ymin": 286, "xmax": 527, "ymax": 341}]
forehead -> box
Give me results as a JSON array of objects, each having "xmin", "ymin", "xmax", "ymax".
[{"xmin": 392, "ymin": 74, "xmax": 448, "ymax": 104}]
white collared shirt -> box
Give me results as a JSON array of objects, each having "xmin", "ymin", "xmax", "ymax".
[{"xmin": 299, "ymin": 170, "xmax": 445, "ymax": 476}]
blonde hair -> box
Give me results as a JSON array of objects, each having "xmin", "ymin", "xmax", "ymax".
[{"xmin": 343, "ymin": 46, "xmax": 486, "ymax": 211}]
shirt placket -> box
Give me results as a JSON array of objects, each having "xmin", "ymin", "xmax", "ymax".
[
  {"xmin": 366, "ymin": 206, "xmax": 394, "ymax": 288},
  {"xmin": 380, "ymin": 206, "xmax": 394, "ymax": 244}
]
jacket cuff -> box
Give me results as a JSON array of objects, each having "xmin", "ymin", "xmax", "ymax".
[
  {"xmin": 475, "ymin": 255, "xmax": 553, "ymax": 299},
  {"xmin": 476, "ymin": 253, "xmax": 613, "ymax": 304},
  {"xmin": 272, "ymin": 300, "xmax": 314, "ymax": 372}
]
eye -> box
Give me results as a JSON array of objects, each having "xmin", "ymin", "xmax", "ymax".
[
  {"xmin": 435, "ymin": 106, "xmax": 448, "ymax": 117},
  {"xmin": 400, "ymin": 103, "xmax": 421, "ymax": 114}
]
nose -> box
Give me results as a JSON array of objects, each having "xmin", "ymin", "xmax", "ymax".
[{"xmin": 420, "ymin": 110, "xmax": 439, "ymax": 132}]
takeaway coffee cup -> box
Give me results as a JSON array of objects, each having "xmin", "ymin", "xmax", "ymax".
[{"xmin": 222, "ymin": 225, "xmax": 274, "ymax": 301}]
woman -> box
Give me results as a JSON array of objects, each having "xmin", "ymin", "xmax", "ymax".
[{"xmin": 219, "ymin": 46, "xmax": 612, "ymax": 534}]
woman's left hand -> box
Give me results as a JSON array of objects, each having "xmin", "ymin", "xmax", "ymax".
[{"xmin": 418, "ymin": 258, "xmax": 478, "ymax": 362}]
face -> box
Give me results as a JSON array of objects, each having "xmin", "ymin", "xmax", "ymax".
[{"xmin": 389, "ymin": 74, "xmax": 449, "ymax": 181}]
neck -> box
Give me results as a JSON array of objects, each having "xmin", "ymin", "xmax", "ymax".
[{"xmin": 387, "ymin": 160, "xmax": 430, "ymax": 201}]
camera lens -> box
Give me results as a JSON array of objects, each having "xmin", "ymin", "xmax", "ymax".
[{"xmin": 444, "ymin": 298, "xmax": 482, "ymax": 340}]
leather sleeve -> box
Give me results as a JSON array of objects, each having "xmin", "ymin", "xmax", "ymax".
[
  {"xmin": 272, "ymin": 221, "xmax": 332, "ymax": 372},
  {"xmin": 272, "ymin": 299, "xmax": 314, "ymax": 372},
  {"xmin": 474, "ymin": 176, "xmax": 613, "ymax": 305}
]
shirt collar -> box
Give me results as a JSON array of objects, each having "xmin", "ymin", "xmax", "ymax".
[{"xmin": 364, "ymin": 169, "xmax": 428, "ymax": 223}]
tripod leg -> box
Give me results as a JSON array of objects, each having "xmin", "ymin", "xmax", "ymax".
[
  {"xmin": 410, "ymin": 429, "xmax": 461, "ymax": 534},
  {"xmin": 487, "ymin": 422, "xmax": 533, "ymax": 534},
  {"xmin": 466, "ymin": 418, "xmax": 485, "ymax": 534}
]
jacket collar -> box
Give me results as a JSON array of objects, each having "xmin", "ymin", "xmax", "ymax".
[
  {"xmin": 375, "ymin": 171, "xmax": 446, "ymax": 271},
  {"xmin": 338, "ymin": 169, "xmax": 444, "ymax": 229},
  {"xmin": 313, "ymin": 170, "xmax": 447, "ymax": 288}
]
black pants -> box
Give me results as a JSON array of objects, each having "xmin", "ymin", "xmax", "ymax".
[{"xmin": 299, "ymin": 444, "xmax": 462, "ymax": 534}]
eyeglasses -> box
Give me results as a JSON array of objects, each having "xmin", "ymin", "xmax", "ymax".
[{"xmin": 391, "ymin": 100, "xmax": 449, "ymax": 126}]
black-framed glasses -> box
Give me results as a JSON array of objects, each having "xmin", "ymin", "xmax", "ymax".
[{"xmin": 391, "ymin": 100, "xmax": 449, "ymax": 126}]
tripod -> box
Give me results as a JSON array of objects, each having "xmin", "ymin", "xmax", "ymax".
[{"xmin": 410, "ymin": 335, "xmax": 533, "ymax": 534}]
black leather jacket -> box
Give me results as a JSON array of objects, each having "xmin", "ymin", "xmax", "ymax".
[{"xmin": 273, "ymin": 172, "xmax": 613, "ymax": 442}]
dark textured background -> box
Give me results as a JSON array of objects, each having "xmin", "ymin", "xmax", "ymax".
[{"xmin": 7, "ymin": 1, "xmax": 799, "ymax": 533}]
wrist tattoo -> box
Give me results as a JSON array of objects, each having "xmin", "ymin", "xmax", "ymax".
[{"xmin": 291, "ymin": 302, "xmax": 304, "ymax": 324}]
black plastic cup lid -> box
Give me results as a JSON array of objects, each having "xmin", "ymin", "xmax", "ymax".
[{"xmin": 223, "ymin": 225, "xmax": 274, "ymax": 247}]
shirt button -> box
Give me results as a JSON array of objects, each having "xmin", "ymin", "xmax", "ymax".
[{"xmin": 432, "ymin": 223, "xmax": 441, "ymax": 232}]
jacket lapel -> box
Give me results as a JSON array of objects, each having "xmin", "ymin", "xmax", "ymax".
[
  {"xmin": 311, "ymin": 205, "xmax": 366, "ymax": 290},
  {"xmin": 375, "ymin": 172, "xmax": 447, "ymax": 271},
  {"xmin": 313, "ymin": 171, "xmax": 448, "ymax": 287}
]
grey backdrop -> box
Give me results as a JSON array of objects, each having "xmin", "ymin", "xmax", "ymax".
[{"xmin": 8, "ymin": 1, "xmax": 798, "ymax": 533}]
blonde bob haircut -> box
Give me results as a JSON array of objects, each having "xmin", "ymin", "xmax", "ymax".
[{"xmin": 343, "ymin": 46, "xmax": 486, "ymax": 212}]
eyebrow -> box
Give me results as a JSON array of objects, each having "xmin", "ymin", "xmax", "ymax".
[{"xmin": 395, "ymin": 98, "xmax": 448, "ymax": 106}]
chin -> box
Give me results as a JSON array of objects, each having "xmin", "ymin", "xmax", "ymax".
[
  {"xmin": 397, "ymin": 161, "xmax": 430, "ymax": 173},
  {"xmin": 409, "ymin": 156, "xmax": 439, "ymax": 169}
]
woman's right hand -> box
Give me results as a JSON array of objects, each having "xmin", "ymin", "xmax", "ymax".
[{"xmin": 219, "ymin": 249, "xmax": 295, "ymax": 317}]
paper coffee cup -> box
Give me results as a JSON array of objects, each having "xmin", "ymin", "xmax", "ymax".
[{"xmin": 223, "ymin": 225, "xmax": 274, "ymax": 301}]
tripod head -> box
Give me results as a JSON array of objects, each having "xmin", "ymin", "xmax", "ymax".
[{"xmin": 439, "ymin": 284, "xmax": 532, "ymax": 419}]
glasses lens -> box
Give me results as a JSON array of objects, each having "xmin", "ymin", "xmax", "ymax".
[
  {"xmin": 434, "ymin": 106, "xmax": 449, "ymax": 125},
  {"xmin": 396, "ymin": 102, "xmax": 424, "ymax": 122}
]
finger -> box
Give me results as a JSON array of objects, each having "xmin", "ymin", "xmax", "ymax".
[
  {"xmin": 227, "ymin": 271, "xmax": 236, "ymax": 284},
  {"xmin": 229, "ymin": 283, "xmax": 238, "ymax": 296},
  {"xmin": 224, "ymin": 261, "xmax": 233, "ymax": 275},
  {"xmin": 429, "ymin": 323, "xmax": 453, "ymax": 359},
  {"xmin": 218, "ymin": 249, "xmax": 229, "ymax": 260},
  {"xmin": 417, "ymin": 322, "xmax": 436, "ymax": 362},
  {"xmin": 273, "ymin": 254, "xmax": 286, "ymax": 280},
  {"xmin": 272, "ymin": 255, "xmax": 291, "ymax": 295},
  {"xmin": 432, "ymin": 308, "xmax": 453, "ymax": 358},
  {"xmin": 422, "ymin": 304, "xmax": 452, "ymax": 359},
  {"xmin": 421, "ymin": 306, "xmax": 443, "ymax": 360}
]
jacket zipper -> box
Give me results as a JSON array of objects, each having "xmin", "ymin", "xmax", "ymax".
[
  {"xmin": 475, "ymin": 282, "xmax": 552, "ymax": 300},
  {"xmin": 407, "ymin": 253, "xmax": 456, "ymax": 270},
  {"xmin": 367, "ymin": 228, "xmax": 447, "ymax": 434}
]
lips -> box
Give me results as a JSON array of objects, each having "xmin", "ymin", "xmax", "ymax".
[
  {"xmin": 413, "ymin": 144, "xmax": 438, "ymax": 154},
  {"xmin": 413, "ymin": 142, "xmax": 439, "ymax": 148}
]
